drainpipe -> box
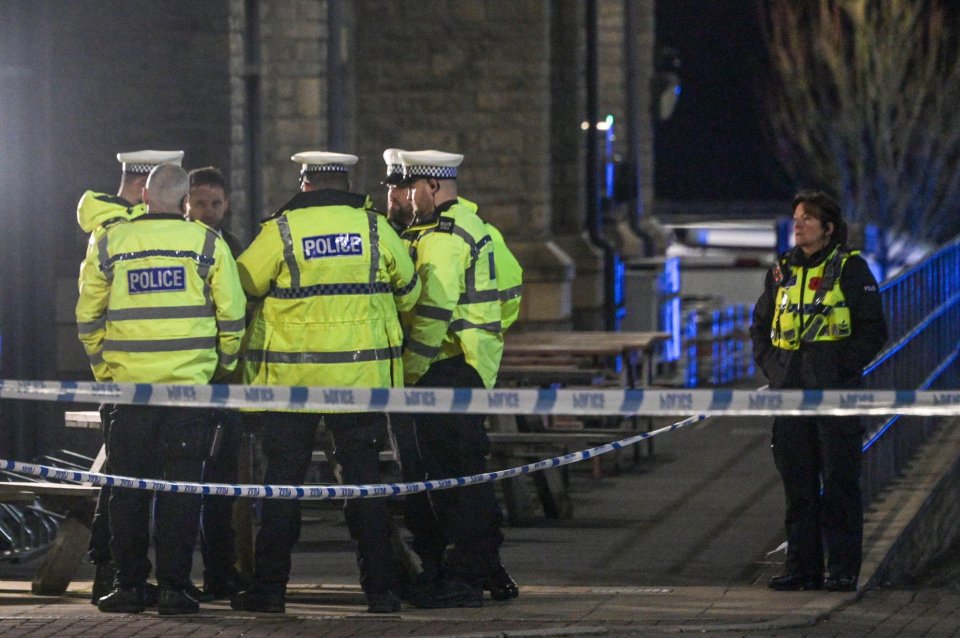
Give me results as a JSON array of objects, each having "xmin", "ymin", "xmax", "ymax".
[
  {"xmin": 584, "ymin": 0, "xmax": 620, "ymax": 330},
  {"xmin": 623, "ymin": 0, "xmax": 654, "ymax": 256}
]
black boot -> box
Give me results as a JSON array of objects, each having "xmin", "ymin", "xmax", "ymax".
[
  {"xmin": 203, "ymin": 567, "xmax": 251, "ymax": 600},
  {"xmin": 401, "ymin": 557, "xmax": 442, "ymax": 604},
  {"xmin": 366, "ymin": 589, "xmax": 402, "ymax": 613},
  {"xmin": 824, "ymin": 574, "xmax": 858, "ymax": 592},
  {"xmin": 158, "ymin": 587, "xmax": 200, "ymax": 615},
  {"xmin": 143, "ymin": 581, "xmax": 160, "ymax": 606},
  {"xmin": 97, "ymin": 585, "xmax": 146, "ymax": 613},
  {"xmin": 231, "ymin": 583, "xmax": 286, "ymax": 613},
  {"xmin": 186, "ymin": 581, "xmax": 214, "ymax": 603},
  {"xmin": 767, "ymin": 571, "xmax": 824, "ymax": 591},
  {"xmin": 90, "ymin": 562, "xmax": 116, "ymax": 605},
  {"xmin": 483, "ymin": 554, "xmax": 518, "ymax": 601}
]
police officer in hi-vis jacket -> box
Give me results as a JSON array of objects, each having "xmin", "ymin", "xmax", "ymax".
[
  {"xmin": 76, "ymin": 149, "xmax": 184, "ymax": 606},
  {"xmin": 230, "ymin": 151, "xmax": 420, "ymax": 615},
  {"xmin": 77, "ymin": 163, "xmax": 245, "ymax": 615},
  {"xmin": 751, "ymin": 190, "xmax": 887, "ymax": 594},
  {"xmin": 396, "ymin": 150, "xmax": 516, "ymax": 609}
]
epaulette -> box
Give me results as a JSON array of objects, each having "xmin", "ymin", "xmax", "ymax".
[{"xmin": 437, "ymin": 213, "xmax": 455, "ymax": 234}]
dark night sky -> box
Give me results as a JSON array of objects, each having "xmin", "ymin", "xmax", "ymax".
[{"xmin": 654, "ymin": 1, "xmax": 793, "ymax": 201}]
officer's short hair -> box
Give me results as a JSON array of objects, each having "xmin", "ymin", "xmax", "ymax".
[
  {"xmin": 146, "ymin": 164, "xmax": 189, "ymax": 214},
  {"xmin": 189, "ymin": 166, "xmax": 228, "ymax": 194}
]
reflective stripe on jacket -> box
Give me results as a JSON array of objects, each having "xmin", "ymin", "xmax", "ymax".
[
  {"xmin": 76, "ymin": 213, "xmax": 246, "ymax": 383},
  {"xmin": 75, "ymin": 191, "xmax": 148, "ymax": 380},
  {"xmin": 770, "ymin": 246, "xmax": 855, "ymax": 350},
  {"xmin": 456, "ymin": 197, "xmax": 523, "ymax": 332},
  {"xmin": 401, "ymin": 198, "xmax": 503, "ymax": 388},
  {"xmin": 237, "ymin": 189, "xmax": 420, "ymax": 391}
]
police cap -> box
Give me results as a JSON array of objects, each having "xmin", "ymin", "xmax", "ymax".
[
  {"xmin": 292, "ymin": 151, "xmax": 359, "ymax": 175},
  {"xmin": 398, "ymin": 150, "xmax": 464, "ymax": 184},
  {"xmin": 116, "ymin": 150, "xmax": 185, "ymax": 174},
  {"xmin": 382, "ymin": 148, "xmax": 406, "ymax": 186}
]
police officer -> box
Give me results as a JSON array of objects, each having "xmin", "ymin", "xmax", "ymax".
[
  {"xmin": 380, "ymin": 148, "xmax": 448, "ymax": 596},
  {"xmin": 382, "ymin": 148, "xmax": 416, "ymax": 232},
  {"xmin": 382, "ymin": 149, "xmax": 522, "ymax": 326},
  {"xmin": 751, "ymin": 190, "xmax": 887, "ymax": 593},
  {"xmin": 76, "ymin": 149, "xmax": 184, "ymax": 605},
  {"xmin": 76, "ymin": 164, "xmax": 246, "ymax": 615},
  {"xmin": 230, "ymin": 151, "xmax": 421, "ymax": 614},
  {"xmin": 382, "ymin": 149, "xmax": 521, "ymax": 604},
  {"xmin": 396, "ymin": 150, "xmax": 515, "ymax": 608},
  {"xmin": 184, "ymin": 166, "xmax": 252, "ymax": 601}
]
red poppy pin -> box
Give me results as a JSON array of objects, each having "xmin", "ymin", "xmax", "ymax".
[{"xmin": 808, "ymin": 277, "xmax": 822, "ymax": 290}]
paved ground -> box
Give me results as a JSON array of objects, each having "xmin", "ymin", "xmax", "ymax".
[{"xmin": 0, "ymin": 415, "xmax": 957, "ymax": 636}]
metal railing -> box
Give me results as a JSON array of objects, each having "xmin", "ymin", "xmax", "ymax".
[{"xmin": 861, "ymin": 237, "xmax": 960, "ymax": 504}]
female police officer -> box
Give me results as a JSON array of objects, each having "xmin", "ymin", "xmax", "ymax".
[{"xmin": 750, "ymin": 190, "xmax": 887, "ymax": 593}]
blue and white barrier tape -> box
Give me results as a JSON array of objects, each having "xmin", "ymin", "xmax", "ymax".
[
  {"xmin": 0, "ymin": 415, "xmax": 706, "ymax": 500},
  {"xmin": 2, "ymin": 379, "xmax": 960, "ymax": 416}
]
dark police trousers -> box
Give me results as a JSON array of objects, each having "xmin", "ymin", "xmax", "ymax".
[
  {"xmin": 200, "ymin": 409, "xmax": 243, "ymax": 581},
  {"xmin": 772, "ymin": 415, "xmax": 864, "ymax": 580},
  {"xmin": 88, "ymin": 404, "xmax": 115, "ymax": 567},
  {"xmin": 252, "ymin": 411, "xmax": 397, "ymax": 595},
  {"xmin": 413, "ymin": 356, "xmax": 504, "ymax": 586},
  {"xmin": 107, "ymin": 405, "xmax": 208, "ymax": 589},
  {"xmin": 389, "ymin": 412, "xmax": 447, "ymax": 569}
]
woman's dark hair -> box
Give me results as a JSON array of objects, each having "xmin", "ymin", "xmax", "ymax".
[{"xmin": 793, "ymin": 189, "xmax": 847, "ymax": 246}]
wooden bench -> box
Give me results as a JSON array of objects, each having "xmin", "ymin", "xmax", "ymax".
[{"xmin": 499, "ymin": 364, "xmax": 616, "ymax": 388}]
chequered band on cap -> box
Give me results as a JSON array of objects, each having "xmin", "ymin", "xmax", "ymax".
[
  {"xmin": 302, "ymin": 164, "xmax": 348, "ymax": 174},
  {"xmin": 123, "ymin": 163, "xmax": 161, "ymax": 174},
  {"xmin": 403, "ymin": 165, "xmax": 458, "ymax": 180},
  {"xmin": 386, "ymin": 163, "xmax": 403, "ymax": 177}
]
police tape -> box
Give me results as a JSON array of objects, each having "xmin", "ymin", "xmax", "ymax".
[
  {"xmin": 0, "ymin": 415, "xmax": 706, "ymax": 500},
  {"xmin": 2, "ymin": 379, "xmax": 960, "ymax": 416}
]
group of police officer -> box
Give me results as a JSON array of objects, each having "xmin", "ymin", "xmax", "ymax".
[{"xmin": 74, "ymin": 147, "xmax": 522, "ymax": 615}]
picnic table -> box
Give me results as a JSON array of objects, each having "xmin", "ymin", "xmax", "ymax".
[{"xmin": 491, "ymin": 331, "xmax": 671, "ymax": 523}]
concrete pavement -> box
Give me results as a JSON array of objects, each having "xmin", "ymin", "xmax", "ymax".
[{"xmin": 0, "ymin": 416, "xmax": 956, "ymax": 636}]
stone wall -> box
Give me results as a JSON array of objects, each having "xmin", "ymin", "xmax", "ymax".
[
  {"xmin": 6, "ymin": 0, "xmax": 658, "ymax": 390},
  {"xmin": 254, "ymin": 0, "xmax": 329, "ymax": 215},
  {"xmin": 35, "ymin": 0, "xmax": 234, "ymax": 376},
  {"xmin": 42, "ymin": 0, "xmax": 234, "ymax": 269},
  {"xmin": 0, "ymin": 0, "xmax": 235, "ymax": 456},
  {"xmin": 553, "ymin": 0, "xmax": 657, "ymax": 329},
  {"xmin": 351, "ymin": 0, "xmax": 552, "ymax": 238}
]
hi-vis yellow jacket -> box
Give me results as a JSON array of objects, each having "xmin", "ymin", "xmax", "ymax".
[
  {"xmin": 237, "ymin": 189, "xmax": 420, "ymax": 390},
  {"xmin": 77, "ymin": 191, "xmax": 147, "ymax": 234},
  {"xmin": 76, "ymin": 191, "xmax": 148, "ymax": 261},
  {"xmin": 76, "ymin": 213, "xmax": 246, "ymax": 384},
  {"xmin": 456, "ymin": 197, "xmax": 523, "ymax": 332},
  {"xmin": 75, "ymin": 191, "xmax": 149, "ymax": 380},
  {"xmin": 770, "ymin": 246, "xmax": 855, "ymax": 349},
  {"xmin": 401, "ymin": 197, "xmax": 504, "ymax": 388}
]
